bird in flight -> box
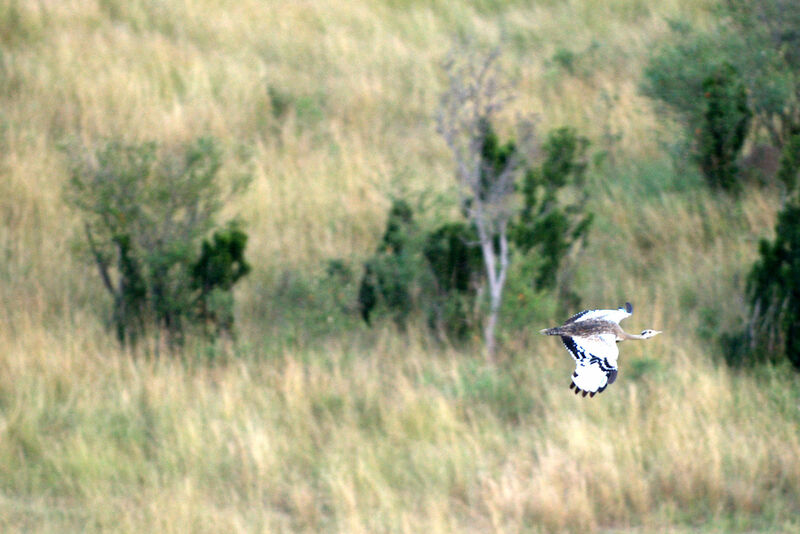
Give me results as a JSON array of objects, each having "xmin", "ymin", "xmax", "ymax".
[{"xmin": 540, "ymin": 302, "xmax": 661, "ymax": 397}]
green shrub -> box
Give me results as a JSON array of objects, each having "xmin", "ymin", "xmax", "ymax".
[
  {"xmin": 641, "ymin": 23, "xmax": 732, "ymax": 133},
  {"xmin": 423, "ymin": 222, "xmax": 481, "ymax": 295},
  {"xmin": 357, "ymin": 199, "xmax": 420, "ymax": 327},
  {"xmin": 512, "ymin": 126, "xmax": 592, "ymax": 309},
  {"xmin": 642, "ymin": 27, "xmax": 751, "ymax": 193},
  {"xmin": 777, "ymin": 131, "xmax": 800, "ymax": 193},
  {"xmin": 696, "ymin": 63, "xmax": 751, "ymax": 193},
  {"xmin": 724, "ymin": 0, "xmax": 800, "ymax": 147},
  {"xmin": 357, "ymin": 199, "xmax": 484, "ymax": 341},
  {"xmin": 643, "ymin": 5, "xmax": 800, "ymax": 188},
  {"xmin": 65, "ymin": 137, "xmax": 251, "ymax": 345},
  {"xmin": 746, "ymin": 196, "xmax": 800, "ymax": 369},
  {"xmin": 191, "ymin": 222, "xmax": 251, "ymax": 337},
  {"xmin": 743, "ymin": 133, "xmax": 800, "ymax": 368},
  {"xmin": 423, "ymin": 221, "xmax": 483, "ymax": 341},
  {"xmin": 746, "ymin": 130, "xmax": 800, "ymax": 368},
  {"xmin": 551, "ymin": 47, "xmax": 577, "ymax": 74}
]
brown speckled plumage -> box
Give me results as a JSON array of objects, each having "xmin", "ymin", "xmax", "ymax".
[{"xmin": 541, "ymin": 319, "xmax": 626, "ymax": 340}]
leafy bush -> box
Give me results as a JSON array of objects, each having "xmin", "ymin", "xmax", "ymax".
[
  {"xmin": 745, "ymin": 131, "xmax": 800, "ymax": 368},
  {"xmin": 696, "ymin": 63, "xmax": 751, "ymax": 193},
  {"xmin": 423, "ymin": 222, "xmax": 481, "ymax": 295},
  {"xmin": 643, "ymin": 3, "xmax": 800, "ymax": 189},
  {"xmin": 499, "ymin": 125, "xmax": 592, "ymax": 333},
  {"xmin": 746, "ymin": 195, "xmax": 800, "ymax": 369},
  {"xmin": 357, "ymin": 199, "xmax": 421, "ymax": 327},
  {"xmin": 357, "ymin": 203, "xmax": 483, "ymax": 341},
  {"xmin": 641, "ymin": 23, "xmax": 734, "ymax": 133},
  {"xmin": 65, "ymin": 137, "xmax": 251, "ymax": 345},
  {"xmin": 777, "ymin": 131, "xmax": 800, "ymax": 192},
  {"xmin": 642, "ymin": 28, "xmax": 751, "ymax": 193},
  {"xmin": 423, "ymin": 221, "xmax": 483, "ymax": 341},
  {"xmin": 512, "ymin": 126, "xmax": 592, "ymax": 309},
  {"xmin": 191, "ymin": 222, "xmax": 251, "ymax": 337},
  {"xmin": 724, "ymin": 0, "xmax": 800, "ymax": 147}
]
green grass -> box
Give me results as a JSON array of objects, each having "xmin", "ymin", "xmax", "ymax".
[{"xmin": 1, "ymin": 0, "xmax": 798, "ymax": 532}]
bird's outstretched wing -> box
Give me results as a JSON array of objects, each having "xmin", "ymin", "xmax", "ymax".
[
  {"xmin": 561, "ymin": 333, "xmax": 619, "ymax": 397},
  {"xmin": 563, "ymin": 302, "xmax": 632, "ymax": 326}
]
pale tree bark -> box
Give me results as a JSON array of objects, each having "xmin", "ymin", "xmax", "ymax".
[
  {"xmin": 436, "ymin": 44, "xmax": 536, "ymax": 362},
  {"xmin": 477, "ymin": 216, "xmax": 509, "ymax": 358}
]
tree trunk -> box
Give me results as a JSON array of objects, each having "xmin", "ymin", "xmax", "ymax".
[{"xmin": 478, "ymin": 218, "xmax": 509, "ymax": 363}]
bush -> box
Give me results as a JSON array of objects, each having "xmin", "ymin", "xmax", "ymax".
[
  {"xmin": 643, "ymin": 4, "xmax": 800, "ymax": 187},
  {"xmin": 357, "ymin": 203, "xmax": 484, "ymax": 342},
  {"xmin": 191, "ymin": 222, "xmax": 251, "ymax": 336},
  {"xmin": 65, "ymin": 137, "xmax": 251, "ymax": 345},
  {"xmin": 745, "ymin": 133, "xmax": 800, "ymax": 368},
  {"xmin": 512, "ymin": 126, "xmax": 592, "ymax": 309},
  {"xmin": 357, "ymin": 199, "xmax": 420, "ymax": 327},
  {"xmin": 746, "ymin": 196, "xmax": 800, "ymax": 369},
  {"xmin": 641, "ymin": 23, "xmax": 733, "ymax": 133},
  {"xmin": 423, "ymin": 221, "xmax": 483, "ymax": 341},
  {"xmin": 776, "ymin": 131, "xmax": 800, "ymax": 193},
  {"xmin": 696, "ymin": 63, "xmax": 751, "ymax": 193},
  {"xmin": 724, "ymin": 0, "xmax": 800, "ymax": 147},
  {"xmin": 642, "ymin": 28, "xmax": 751, "ymax": 193}
]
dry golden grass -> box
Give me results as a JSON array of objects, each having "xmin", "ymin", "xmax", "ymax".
[
  {"xmin": 2, "ymin": 0, "xmax": 799, "ymax": 532},
  {"xmin": 2, "ymin": 315, "xmax": 799, "ymax": 532}
]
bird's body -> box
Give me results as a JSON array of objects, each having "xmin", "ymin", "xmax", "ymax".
[{"xmin": 540, "ymin": 302, "xmax": 661, "ymax": 397}]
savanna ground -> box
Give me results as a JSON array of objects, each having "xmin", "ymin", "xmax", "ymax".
[{"xmin": 1, "ymin": 1, "xmax": 799, "ymax": 532}]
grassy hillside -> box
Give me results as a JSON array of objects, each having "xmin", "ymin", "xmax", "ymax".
[{"xmin": 2, "ymin": 0, "xmax": 799, "ymax": 532}]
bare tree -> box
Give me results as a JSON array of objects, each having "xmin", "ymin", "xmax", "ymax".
[{"xmin": 436, "ymin": 45, "xmax": 536, "ymax": 361}]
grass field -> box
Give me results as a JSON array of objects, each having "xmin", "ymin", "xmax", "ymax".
[{"xmin": 2, "ymin": 0, "xmax": 800, "ymax": 532}]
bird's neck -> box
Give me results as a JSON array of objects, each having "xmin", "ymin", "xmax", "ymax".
[{"xmin": 621, "ymin": 331, "xmax": 647, "ymax": 340}]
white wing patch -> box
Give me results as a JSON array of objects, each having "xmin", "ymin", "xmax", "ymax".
[
  {"xmin": 562, "ymin": 333, "xmax": 620, "ymax": 397},
  {"xmin": 565, "ymin": 302, "xmax": 632, "ymax": 326},
  {"xmin": 572, "ymin": 362, "xmax": 614, "ymax": 396},
  {"xmin": 572, "ymin": 334, "xmax": 619, "ymax": 361}
]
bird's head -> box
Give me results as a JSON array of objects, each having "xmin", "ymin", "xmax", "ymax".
[{"xmin": 640, "ymin": 329, "xmax": 662, "ymax": 339}]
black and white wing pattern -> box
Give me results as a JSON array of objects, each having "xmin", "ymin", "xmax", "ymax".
[
  {"xmin": 561, "ymin": 333, "xmax": 619, "ymax": 397},
  {"xmin": 563, "ymin": 302, "xmax": 633, "ymax": 326}
]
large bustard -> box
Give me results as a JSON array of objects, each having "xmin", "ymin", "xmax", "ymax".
[{"xmin": 540, "ymin": 302, "xmax": 661, "ymax": 397}]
